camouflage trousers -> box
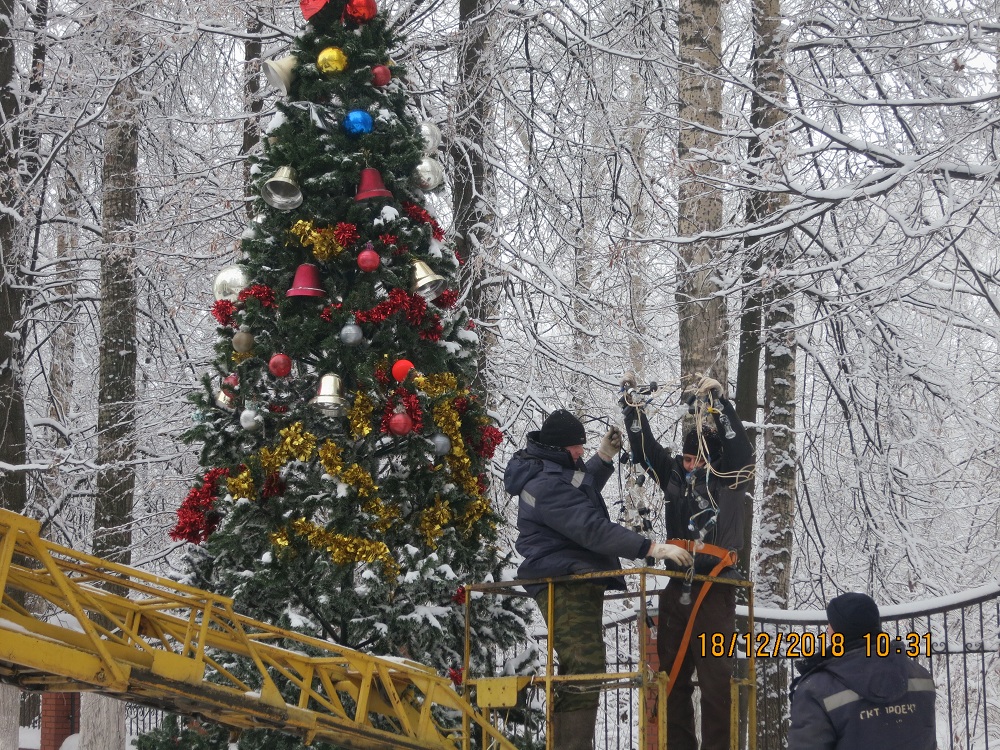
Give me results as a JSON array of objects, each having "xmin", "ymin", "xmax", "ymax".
[{"xmin": 533, "ymin": 581, "xmax": 607, "ymax": 712}]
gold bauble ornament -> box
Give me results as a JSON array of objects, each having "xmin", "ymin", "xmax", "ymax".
[{"xmin": 317, "ymin": 47, "xmax": 348, "ymax": 74}]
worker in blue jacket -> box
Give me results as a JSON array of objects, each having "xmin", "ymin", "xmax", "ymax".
[
  {"xmin": 789, "ymin": 592, "xmax": 937, "ymax": 750},
  {"xmin": 505, "ymin": 408, "xmax": 689, "ymax": 750}
]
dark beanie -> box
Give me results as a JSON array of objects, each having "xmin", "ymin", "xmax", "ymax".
[
  {"xmin": 682, "ymin": 428, "xmax": 721, "ymax": 458},
  {"xmin": 827, "ymin": 593, "xmax": 881, "ymax": 642},
  {"xmin": 539, "ymin": 409, "xmax": 587, "ymax": 448}
]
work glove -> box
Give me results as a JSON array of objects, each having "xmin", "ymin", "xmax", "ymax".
[
  {"xmin": 598, "ymin": 426, "xmax": 623, "ymax": 463},
  {"xmin": 648, "ymin": 543, "xmax": 693, "ymax": 567},
  {"xmin": 695, "ymin": 376, "xmax": 724, "ymax": 399}
]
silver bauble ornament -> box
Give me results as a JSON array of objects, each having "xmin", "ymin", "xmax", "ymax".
[
  {"xmin": 213, "ymin": 266, "xmax": 248, "ymax": 302},
  {"xmin": 339, "ymin": 323, "xmax": 364, "ymax": 346},
  {"xmin": 420, "ymin": 121, "xmax": 442, "ymax": 154},
  {"xmin": 431, "ymin": 433, "xmax": 452, "ymax": 456},
  {"xmin": 240, "ymin": 408, "xmax": 262, "ymax": 431},
  {"xmin": 232, "ymin": 328, "xmax": 255, "ymax": 353},
  {"xmin": 414, "ymin": 157, "xmax": 445, "ymax": 191}
]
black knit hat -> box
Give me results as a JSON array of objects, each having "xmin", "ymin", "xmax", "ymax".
[
  {"xmin": 827, "ymin": 593, "xmax": 881, "ymax": 642},
  {"xmin": 539, "ymin": 409, "xmax": 587, "ymax": 448},
  {"xmin": 682, "ymin": 428, "xmax": 722, "ymax": 458}
]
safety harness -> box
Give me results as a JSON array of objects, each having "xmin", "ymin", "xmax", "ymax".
[{"xmin": 663, "ymin": 539, "xmax": 737, "ymax": 697}]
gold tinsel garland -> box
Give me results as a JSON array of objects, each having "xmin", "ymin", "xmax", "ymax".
[
  {"xmin": 419, "ymin": 495, "xmax": 452, "ymax": 548},
  {"xmin": 279, "ymin": 422, "xmax": 318, "ymax": 462},
  {"xmin": 231, "ymin": 351, "xmax": 253, "ymax": 365},
  {"xmin": 227, "ymin": 468, "xmax": 256, "ymax": 501},
  {"xmin": 271, "ymin": 518, "xmax": 398, "ymax": 578},
  {"xmin": 432, "ymin": 400, "xmax": 479, "ymax": 497},
  {"xmin": 348, "ymin": 392, "xmax": 374, "ymax": 438},
  {"xmin": 290, "ymin": 220, "xmax": 343, "ymax": 262},
  {"xmin": 318, "ymin": 440, "xmax": 344, "ymax": 476}
]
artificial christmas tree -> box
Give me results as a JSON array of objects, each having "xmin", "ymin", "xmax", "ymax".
[{"xmin": 144, "ymin": 2, "xmax": 528, "ymax": 747}]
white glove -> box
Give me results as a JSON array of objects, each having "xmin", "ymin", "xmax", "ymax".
[
  {"xmin": 648, "ymin": 543, "xmax": 693, "ymax": 567},
  {"xmin": 598, "ymin": 426, "xmax": 623, "ymax": 463},
  {"xmin": 695, "ymin": 376, "xmax": 724, "ymax": 399}
]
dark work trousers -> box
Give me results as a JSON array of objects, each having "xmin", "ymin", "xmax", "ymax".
[
  {"xmin": 533, "ymin": 581, "xmax": 608, "ymax": 712},
  {"xmin": 658, "ymin": 578, "xmax": 736, "ymax": 750}
]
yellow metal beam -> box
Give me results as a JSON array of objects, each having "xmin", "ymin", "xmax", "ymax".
[{"xmin": 0, "ymin": 509, "xmax": 515, "ymax": 750}]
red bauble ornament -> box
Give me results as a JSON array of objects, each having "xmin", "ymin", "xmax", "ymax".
[
  {"xmin": 371, "ymin": 65, "xmax": 391, "ymax": 87},
  {"xmin": 300, "ymin": 0, "xmax": 328, "ymax": 20},
  {"xmin": 388, "ymin": 412, "xmax": 413, "ymax": 436},
  {"xmin": 357, "ymin": 248, "xmax": 381, "ymax": 272},
  {"xmin": 344, "ymin": 0, "xmax": 377, "ymax": 22},
  {"xmin": 392, "ymin": 359, "xmax": 414, "ymax": 382},
  {"xmin": 269, "ymin": 353, "xmax": 292, "ymax": 377},
  {"xmin": 221, "ymin": 373, "xmax": 240, "ymax": 395}
]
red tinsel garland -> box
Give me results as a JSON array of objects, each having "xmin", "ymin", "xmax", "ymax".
[
  {"xmin": 448, "ymin": 667, "xmax": 464, "ymax": 686},
  {"xmin": 238, "ymin": 284, "xmax": 278, "ymax": 309},
  {"xmin": 334, "ymin": 222, "xmax": 359, "ymax": 247},
  {"xmin": 401, "ymin": 201, "xmax": 445, "ymax": 241},
  {"xmin": 431, "ymin": 289, "xmax": 458, "ymax": 309},
  {"xmin": 451, "ymin": 586, "xmax": 467, "ymax": 605},
  {"xmin": 471, "ymin": 425, "xmax": 503, "ymax": 459},
  {"xmin": 262, "ymin": 473, "xmax": 285, "ymax": 498},
  {"xmin": 170, "ymin": 467, "xmax": 230, "ymax": 544},
  {"xmin": 419, "ymin": 316, "xmax": 442, "ymax": 342},
  {"xmin": 211, "ymin": 300, "xmax": 238, "ymax": 328},
  {"xmin": 354, "ymin": 288, "xmax": 426, "ymax": 326}
]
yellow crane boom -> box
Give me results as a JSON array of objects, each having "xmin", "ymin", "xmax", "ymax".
[{"xmin": 0, "ymin": 509, "xmax": 514, "ymax": 750}]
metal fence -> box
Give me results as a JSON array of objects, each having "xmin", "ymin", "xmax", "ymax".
[{"xmin": 503, "ymin": 579, "xmax": 1000, "ymax": 749}]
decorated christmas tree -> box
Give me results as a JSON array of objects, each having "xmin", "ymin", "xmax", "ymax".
[{"xmin": 142, "ymin": 1, "xmax": 528, "ymax": 747}]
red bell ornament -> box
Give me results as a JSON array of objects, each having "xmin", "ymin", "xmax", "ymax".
[
  {"xmin": 269, "ymin": 353, "xmax": 292, "ymax": 377},
  {"xmin": 371, "ymin": 65, "xmax": 391, "ymax": 87},
  {"xmin": 355, "ymin": 167, "xmax": 393, "ymax": 200},
  {"xmin": 357, "ymin": 248, "xmax": 380, "ymax": 272},
  {"xmin": 287, "ymin": 263, "xmax": 325, "ymax": 297},
  {"xmin": 344, "ymin": 0, "xmax": 377, "ymax": 23},
  {"xmin": 392, "ymin": 359, "xmax": 414, "ymax": 382},
  {"xmin": 388, "ymin": 412, "xmax": 413, "ymax": 436}
]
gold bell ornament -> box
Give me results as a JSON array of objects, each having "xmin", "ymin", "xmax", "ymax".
[
  {"xmin": 311, "ymin": 373, "xmax": 348, "ymax": 417},
  {"xmin": 263, "ymin": 56, "xmax": 298, "ymax": 96},
  {"xmin": 411, "ymin": 260, "xmax": 447, "ymax": 300},
  {"xmin": 261, "ymin": 166, "xmax": 303, "ymax": 210}
]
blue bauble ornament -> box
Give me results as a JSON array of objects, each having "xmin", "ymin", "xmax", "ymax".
[{"xmin": 343, "ymin": 110, "xmax": 373, "ymax": 137}]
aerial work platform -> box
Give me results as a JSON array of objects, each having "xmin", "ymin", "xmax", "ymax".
[{"xmin": 0, "ymin": 508, "xmax": 756, "ymax": 749}]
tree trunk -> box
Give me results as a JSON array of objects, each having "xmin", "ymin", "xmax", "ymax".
[
  {"xmin": 742, "ymin": 0, "xmax": 795, "ymax": 746},
  {"xmin": 80, "ymin": 693, "xmax": 126, "ymax": 750},
  {"xmin": 0, "ymin": 684, "xmax": 17, "ymax": 750},
  {"xmin": 0, "ymin": 0, "xmax": 27, "ymax": 519},
  {"xmin": 452, "ymin": 0, "xmax": 498, "ymax": 396},
  {"xmin": 93, "ymin": 34, "xmax": 140, "ymax": 571},
  {"xmin": 675, "ymin": 0, "xmax": 727, "ymax": 384},
  {"xmin": 242, "ymin": 9, "xmax": 263, "ymax": 219}
]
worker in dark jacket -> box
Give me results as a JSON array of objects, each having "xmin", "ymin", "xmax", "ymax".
[
  {"xmin": 622, "ymin": 373, "xmax": 754, "ymax": 750},
  {"xmin": 788, "ymin": 592, "xmax": 937, "ymax": 750},
  {"xmin": 505, "ymin": 408, "xmax": 690, "ymax": 750}
]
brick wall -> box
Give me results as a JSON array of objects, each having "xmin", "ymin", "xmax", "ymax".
[{"xmin": 40, "ymin": 693, "xmax": 79, "ymax": 750}]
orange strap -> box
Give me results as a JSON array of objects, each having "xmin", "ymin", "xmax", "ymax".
[{"xmin": 663, "ymin": 540, "xmax": 736, "ymax": 698}]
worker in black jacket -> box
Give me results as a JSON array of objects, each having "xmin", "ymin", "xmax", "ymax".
[
  {"xmin": 621, "ymin": 373, "xmax": 754, "ymax": 750},
  {"xmin": 788, "ymin": 592, "xmax": 936, "ymax": 749}
]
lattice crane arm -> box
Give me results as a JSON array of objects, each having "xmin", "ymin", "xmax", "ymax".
[{"xmin": 0, "ymin": 509, "xmax": 515, "ymax": 750}]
